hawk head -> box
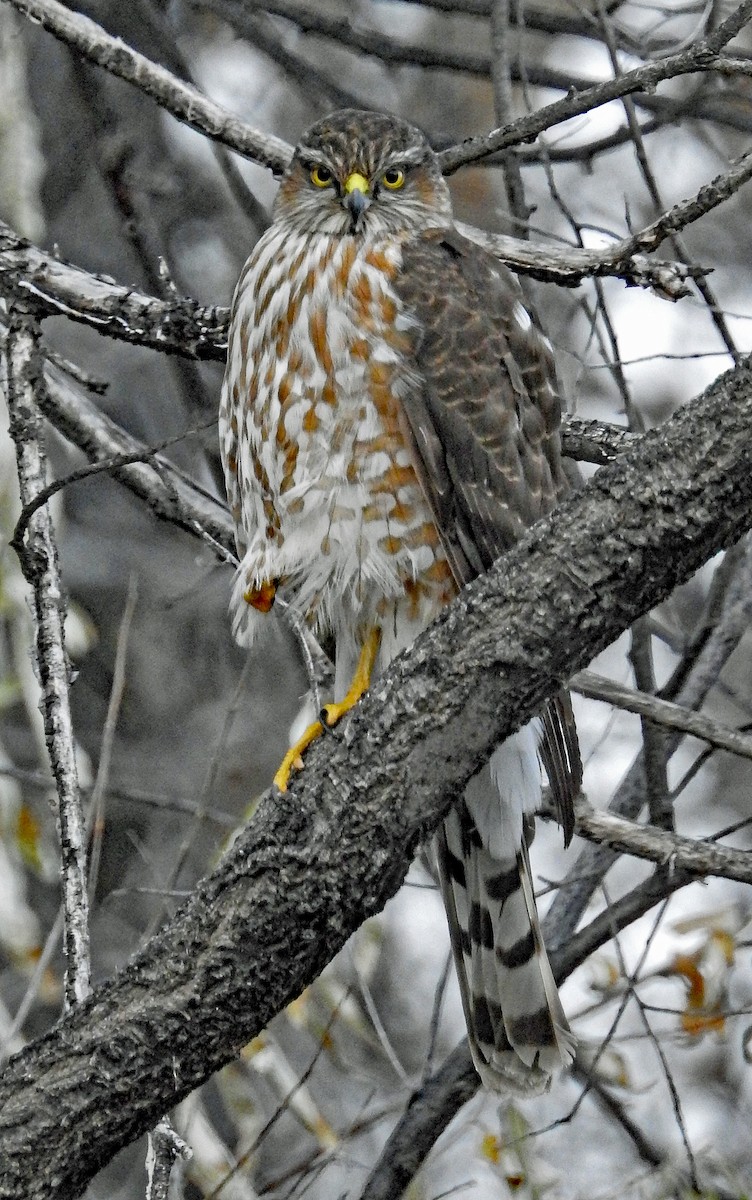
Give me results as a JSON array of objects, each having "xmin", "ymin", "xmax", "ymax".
[{"xmin": 275, "ymin": 109, "xmax": 453, "ymax": 236}]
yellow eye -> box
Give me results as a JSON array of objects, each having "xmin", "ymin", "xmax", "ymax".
[
  {"xmin": 310, "ymin": 165, "xmax": 333, "ymax": 188},
  {"xmin": 382, "ymin": 167, "xmax": 405, "ymax": 190}
]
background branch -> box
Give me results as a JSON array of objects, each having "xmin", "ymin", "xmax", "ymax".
[{"xmin": 3, "ymin": 307, "xmax": 91, "ymax": 1007}]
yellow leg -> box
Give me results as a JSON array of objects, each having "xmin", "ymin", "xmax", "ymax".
[
  {"xmin": 321, "ymin": 626, "xmax": 381, "ymax": 726},
  {"xmin": 273, "ymin": 627, "xmax": 381, "ymax": 792},
  {"xmin": 273, "ymin": 717, "xmax": 324, "ymax": 792}
]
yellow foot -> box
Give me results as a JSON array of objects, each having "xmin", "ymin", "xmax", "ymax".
[
  {"xmin": 273, "ymin": 627, "xmax": 382, "ymax": 791},
  {"xmin": 321, "ymin": 626, "xmax": 381, "ymax": 726},
  {"xmin": 274, "ymin": 717, "xmax": 324, "ymax": 792}
]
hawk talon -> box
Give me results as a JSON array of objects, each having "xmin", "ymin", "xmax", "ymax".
[
  {"xmin": 273, "ymin": 630, "xmax": 381, "ymax": 790},
  {"xmin": 318, "ymin": 710, "xmax": 341, "ymax": 737},
  {"xmin": 273, "ymin": 717, "xmax": 324, "ymax": 792}
]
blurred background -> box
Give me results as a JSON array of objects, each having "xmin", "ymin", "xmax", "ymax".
[{"xmin": 1, "ymin": 1, "xmax": 752, "ymax": 1196}]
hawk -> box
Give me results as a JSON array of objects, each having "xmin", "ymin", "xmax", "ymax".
[{"xmin": 219, "ymin": 109, "xmax": 580, "ymax": 1093}]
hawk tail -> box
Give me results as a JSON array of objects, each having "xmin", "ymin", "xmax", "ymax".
[{"xmin": 436, "ymin": 798, "xmax": 575, "ymax": 1094}]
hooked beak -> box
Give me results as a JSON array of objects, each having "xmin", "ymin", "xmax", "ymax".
[{"xmin": 343, "ymin": 172, "xmax": 371, "ymax": 225}]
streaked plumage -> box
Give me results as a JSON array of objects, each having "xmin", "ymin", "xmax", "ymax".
[{"xmin": 219, "ymin": 109, "xmax": 580, "ymax": 1092}]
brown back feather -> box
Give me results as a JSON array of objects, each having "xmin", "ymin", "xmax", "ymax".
[{"xmin": 394, "ymin": 227, "xmax": 581, "ymax": 836}]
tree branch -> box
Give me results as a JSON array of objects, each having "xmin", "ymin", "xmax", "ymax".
[
  {"xmin": 438, "ymin": 0, "xmax": 752, "ymax": 171},
  {"xmin": 4, "ymin": 307, "xmax": 91, "ymax": 1007},
  {"xmin": 0, "ymin": 0, "xmax": 292, "ymax": 172},
  {"xmin": 572, "ymin": 669, "xmax": 752, "ymax": 764},
  {"xmin": 1, "ymin": 353, "xmax": 752, "ymax": 1197},
  {"xmin": 0, "ymin": 218, "xmax": 228, "ymax": 358}
]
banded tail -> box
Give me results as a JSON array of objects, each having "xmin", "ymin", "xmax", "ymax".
[{"xmin": 434, "ymin": 718, "xmax": 578, "ymax": 1093}]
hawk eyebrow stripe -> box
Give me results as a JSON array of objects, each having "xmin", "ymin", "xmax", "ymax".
[{"xmin": 296, "ymin": 146, "xmax": 337, "ymax": 168}]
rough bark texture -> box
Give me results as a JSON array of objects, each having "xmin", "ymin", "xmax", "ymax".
[{"xmin": 1, "ymin": 357, "xmax": 752, "ymax": 1197}]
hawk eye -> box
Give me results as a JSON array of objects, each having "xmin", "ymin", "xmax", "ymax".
[
  {"xmin": 382, "ymin": 167, "xmax": 405, "ymax": 190},
  {"xmin": 310, "ymin": 165, "xmax": 333, "ymax": 188}
]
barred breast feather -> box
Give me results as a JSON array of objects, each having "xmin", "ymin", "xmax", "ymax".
[{"xmin": 219, "ymin": 226, "xmax": 457, "ymax": 679}]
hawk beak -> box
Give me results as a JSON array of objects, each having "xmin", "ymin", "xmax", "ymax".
[{"xmin": 343, "ymin": 172, "xmax": 371, "ymax": 222}]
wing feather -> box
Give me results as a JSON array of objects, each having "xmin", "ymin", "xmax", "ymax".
[{"xmin": 394, "ymin": 227, "xmax": 581, "ymax": 828}]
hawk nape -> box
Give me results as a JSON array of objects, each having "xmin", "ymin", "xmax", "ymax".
[{"xmin": 219, "ymin": 108, "xmax": 581, "ymax": 1094}]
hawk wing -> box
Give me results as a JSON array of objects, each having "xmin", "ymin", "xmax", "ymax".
[{"xmin": 394, "ymin": 226, "xmax": 581, "ymax": 832}]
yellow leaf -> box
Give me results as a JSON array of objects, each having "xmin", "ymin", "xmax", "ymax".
[
  {"xmin": 16, "ymin": 804, "xmax": 42, "ymax": 871},
  {"xmin": 481, "ymin": 1133, "xmax": 501, "ymax": 1165}
]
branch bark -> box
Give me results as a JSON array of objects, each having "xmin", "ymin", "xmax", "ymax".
[
  {"xmin": 4, "ymin": 308, "xmax": 91, "ymax": 1008},
  {"xmin": 1, "ymin": 353, "xmax": 752, "ymax": 1197}
]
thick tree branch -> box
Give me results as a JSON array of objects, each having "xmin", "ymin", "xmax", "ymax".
[{"xmin": 1, "ymin": 356, "xmax": 752, "ymax": 1197}]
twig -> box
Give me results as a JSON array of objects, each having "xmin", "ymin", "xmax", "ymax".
[
  {"xmin": 10, "ymin": 417, "xmax": 219, "ymax": 553},
  {"xmin": 33, "ymin": 356, "xmax": 237, "ymax": 561},
  {"xmin": 612, "ymin": 146, "xmax": 752, "ymax": 260},
  {"xmin": 573, "ymin": 1065, "xmax": 662, "ymax": 1167},
  {"xmin": 377, "ymin": 0, "xmax": 676, "ymax": 56},
  {"xmin": 4, "ymin": 307, "xmax": 91, "ymax": 1008},
  {"xmin": 438, "ymin": 0, "xmax": 752, "ymax": 171},
  {"xmin": 572, "ymin": 670, "xmax": 752, "ymax": 764},
  {"xmin": 193, "ymin": 0, "xmax": 368, "ymax": 112},
  {"xmin": 490, "ymin": 0, "xmax": 529, "ymax": 231},
  {"xmin": 206, "ymin": 999, "xmax": 347, "ymax": 1199},
  {"xmin": 0, "ymin": 908, "xmax": 64, "ymax": 1063},
  {"xmin": 87, "ymin": 576, "xmax": 138, "ymax": 900},
  {"xmin": 1, "ymin": 0, "xmax": 292, "ymax": 172}
]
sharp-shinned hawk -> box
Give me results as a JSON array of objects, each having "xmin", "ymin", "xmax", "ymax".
[{"xmin": 219, "ymin": 109, "xmax": 581, "ymax": 1093}]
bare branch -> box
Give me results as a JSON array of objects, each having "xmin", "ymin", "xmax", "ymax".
[
  {"xmin": 613, "ymin": 145, "xmax": 752, "ymax": 259},
  {"xmin": 34, "ymin": 355, "xmax": 236, "ymax": 560},
  {"xmin": 3, "ymin": 307, "xmax": 91, "ymax": 1007},
  {"xmin": 359, "ymin": 786, "xmax": 752, "ymax": 1200},
  {"xmin": 546, "ymin": 532, "xmax": 752, "ymax": 947},
  {"xmin": 438, "ymin": 0, "xmax": 752, "ymax": 171},
  {"xmin": 0, "ymin": 218, "xmax": 695, "ymax": 367},
  {"xmin": 572, "ymin": 670, "xmax": 752, "ymax": 764},
  {"xmin": 455, "ymin": 222, "xmax": 700, "ymax": 298},
  {"xmin": 1, "ymin": 352, "xmax": 752, "ymax": 1197},
  {"xmin": 0, "ymin": 0, "xmax": 293, "ymax": 172},
  {"xmin": 572, "ymin": 798, "xmax": 752, "ymax": 883},
  {"xmin": 0, "ymin": 219, "xmax": 228, "ymax": 358}
]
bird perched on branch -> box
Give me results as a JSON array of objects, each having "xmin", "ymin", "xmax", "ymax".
[{"xmin": 219, "ymin": 108, "xmax": 580, "ymax": 1093}]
